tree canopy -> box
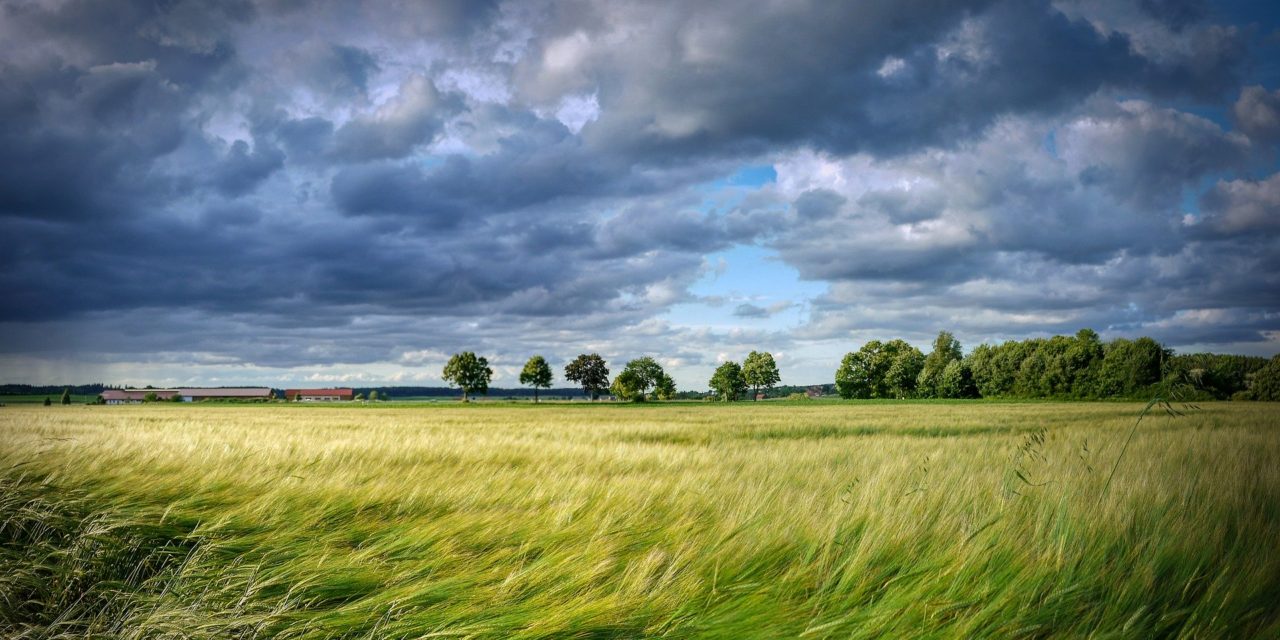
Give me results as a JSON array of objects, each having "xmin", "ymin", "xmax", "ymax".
[
  {"xmin": 917, "ymin": 331, "xmax": 962, "ymax": 398},
  {"xmin": 610, "ymin": 369, "xmax": 645, "ymax": 402},
  {"xmin": 709, "ymin": 361, "xmax": 747, "ymax": 401},
  {"xmin": 832, "ymin": 329, "xmax": 1251, "ymax": 401},
  {"xmin": 442, "ymin": 352, "xmax": 493, "ymax": 402},
  {"xmin": 1236, "ymin": 355, "xmax": 1280, "ymax": 401},
  {"xmin": 653, "ymin": 373, "xmax": 677, "ymax": 401},
  {"xmin": 617, "ymin": 357, "xmax": 666, "ymax": 401},
  {"xmin": 835, "ymin": 339, "xmax": 923, "ymax": 399},
  {"xmin": 742, "ymin": 351, "xmax": 781, "ymax": 400},
  {"xmin": 564, "ymin": 353, "xmax": 610, "ymax": 400},
  {"xmin": 519, "ymin": 355, "xmax": 554, "ymax": 402}
]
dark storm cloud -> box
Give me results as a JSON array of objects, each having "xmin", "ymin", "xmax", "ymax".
[
  {"xmin": 1055, "ymin": 99, "xmax": 1251, "ymax": 209},
  {"xmin": 1232, "ymin": 85, "xmax": 1280, "ymax": 142},
  {"xmin": 1139, "ymin": 0, "xmax": 1208, "ymax": 31},
  {"xmin": 2, "ymin": 0, "xmax": 252, "ymax": 79},
  {"xmin": 767, "ymin": 89, "xmax": 1279, "ymax": 356},
  {"xmin": 285, "ymin": 43, "xmax": 380, "ymax": 99},
  {"xmin": 327, "ymin": 75, "xmax": 457, "ymax": 162},
  {"xmin": 794, "ymin": 190, "xmax": 846, "ymax": 222},
  {"xmin": 538, "ymin": 0, "xmax": 1246, "ymax": 160},
  {"xmin": 0, "ymin": 0, "xmax": 1277, "ymax": 384},
  {"xmin": 0, "ymin": 0, "xmax": 255, "ymax": 225},
  {"xmin": 1197, "ymin": 173, "xmax": 1280, "ymax": 235},
  {"xmin": 212, "ymin": 138, "xmax": 285, "ymax": 196},
  {"xmin": 272, "ymin": 117, "xmax": 336, "ymax": 164},
  {"xmin": 0, "ymin": 58, "xmax": 189, "ymax": 221},
  {"xmin": 770, "ymin": 96, "xmax": 1260, "ymax": 279},
  {"xmin": 327, "ymin": 103, "xmax": 728, "ymax": 222}
]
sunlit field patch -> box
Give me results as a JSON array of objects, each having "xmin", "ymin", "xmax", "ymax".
[{"xmin": 2, "ymin": 402, "xmax": 1278, "ymax": 638}]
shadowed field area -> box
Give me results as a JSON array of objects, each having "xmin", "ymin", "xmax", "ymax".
[{"xmin": 1, "ymin": 402, "xmax": 1278, "ymax": 638}]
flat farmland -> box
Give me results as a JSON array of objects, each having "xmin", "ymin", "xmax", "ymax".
[{"xmin": 1, "ymin": 402, "xmax": 1278, "ymax": 638}]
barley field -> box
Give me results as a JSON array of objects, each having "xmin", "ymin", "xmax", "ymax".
[{"xmin": 1, "ymin": 402, "xmax": 1278, "ymax": 638}]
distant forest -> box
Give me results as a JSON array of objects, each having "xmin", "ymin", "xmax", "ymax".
[{"xmin": 0, "ymin": 384, "xmax": 113, "ymax": 396}]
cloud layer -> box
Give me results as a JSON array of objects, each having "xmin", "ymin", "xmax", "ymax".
[{"xmin": 1, "ymin": 0, "xmax": 1277, "ymax": 387}]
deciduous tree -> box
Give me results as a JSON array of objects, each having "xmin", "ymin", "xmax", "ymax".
[
  {"xmin": 619, "ymin": 357, "xmax": 666, "ymax": 401},
  {"xmin": 610, "ymin": 369, "xmax": 645, "ymax": 402},
  {"xmin": 938, "ymin": 360, "xmax": 978, "ymax": 398},
  {"xmin": 883, "ymin": 340, "xmax": 924, "ymax": 399},
  {"xmin": 835, "ymin": 344, "xmax": 877, "ymax": 399},
  {"xmin": 1242, "ymin": 355, "xmax": 1280, "ymax": 401},
  {"xmin": 442, "ymin": 352, "xmax": 493, "ymax": 402},
  {"xmin": 1099, "ymin": 337, "xmax": 1168, "ymax": 397},
  {"xmin": 565, "ymin": 354, "xmax": 610, "ymax": 400},
  {"xmin": 742, "ymin": 351, "xmax": 781, "ymax": 400},
  {"xmin": 709, "ymin": 361, "xmax": 746, "ymax": 401},
  {"xmin": 519, "ymin": 355, "xmax": 554, "ymax": 402},
  {"xmin": 654, "ymin": 373, "xmax": 677, "ymax": 400},
  {"xmin": 917, "ymin": 331, "xmax": 963, "ymax": 398},
  {"xmin": 836, "ymin": 339, "xmax": 923, "ymax": 399}
]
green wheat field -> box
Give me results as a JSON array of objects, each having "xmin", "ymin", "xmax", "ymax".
[{"xmin": 2, "ymin": 402, "xmax": 1278, "ymax": 638}]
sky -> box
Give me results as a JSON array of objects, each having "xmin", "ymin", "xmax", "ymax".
[{"xmin": 1, "ymin": 0, "xmax": 1278, "ymax": 389}]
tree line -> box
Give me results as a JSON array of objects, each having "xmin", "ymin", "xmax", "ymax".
[
  {"xmin": 23, "ymin": 332, "xmax": 1273, "ymax": 406},
  {"xmin": 440, "ymin": 329, "xmax": 1278, "ymax": 403},
  {"xmin": 441, "ymin": 351, "xmax": 783, "ymax": 402},
  {"xmin": 440, "ymin": 352, "xmax": 692, "ymax": 403},
  {"xmin": 836, "ymin": 329, "xmax": 1279, "ymax": 401}
]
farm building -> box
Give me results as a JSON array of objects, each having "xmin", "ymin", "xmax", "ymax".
[
  {"xmin": 102, "ymin": 389, "xmax": 177, "ymax": 404},
  {"xmin": 285, "ymin": 388, "xmax": 354, "ymax": 402},
  {"xmin": 102, "ymin": 388, "xmax": 272, "ymax": 404}
]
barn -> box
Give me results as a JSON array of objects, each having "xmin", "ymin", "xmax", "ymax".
[
  {"xmin": 180, "ymin": 388, "xmax": 272, "ymax": 402},
  {"xmin": 101, "ymin": 388, "xmax": 272, "ymax": 404},
  {"xmin": 285, "ymin": 388, "xmax": 355, "ymax": 402},
  {"xmin": 102, "ymin": 389, "xmax": 178, "ymax": 404}
]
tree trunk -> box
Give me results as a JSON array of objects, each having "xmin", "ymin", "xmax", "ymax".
[
  {"xmin": 462, "ymin": 390, "xmax": 469, "ymax": 403},
  {"xmin": 534, "ymin": 389, "xmax": 539, "ymax": 403}
]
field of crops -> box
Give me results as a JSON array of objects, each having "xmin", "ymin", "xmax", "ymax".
[{"xmin": 1, "ymin": 402, "xmax": 1278, "ymax": 638}]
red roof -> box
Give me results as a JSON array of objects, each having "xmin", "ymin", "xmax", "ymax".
[
  {"xmin": 102, "ymin": 389, "xmax": 178, "ymax": 400},
  {"xmin": 180, "ymin": 388, "xmax": 270, "ymax": 397},
  {"xmin": 102, "ymin": 388, "xmax": 270, "ymax": 400}
]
